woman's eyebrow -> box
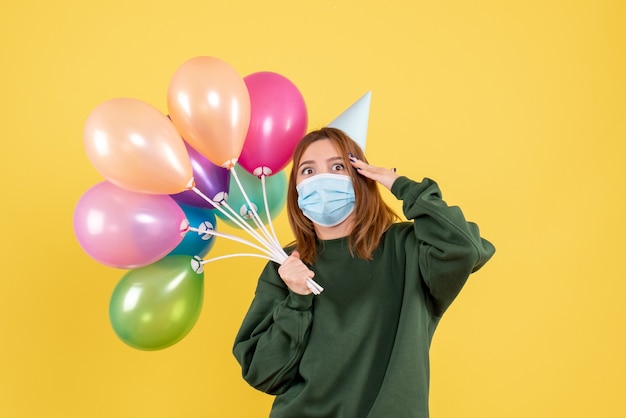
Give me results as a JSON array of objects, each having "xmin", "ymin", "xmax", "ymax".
[
  {"xmin": 298, "ymin": 156, "xmax": 342, "ymax": 169},
  {"xmin": 298, "ymin": 159, "xmax": 315, "ymax": 169}
]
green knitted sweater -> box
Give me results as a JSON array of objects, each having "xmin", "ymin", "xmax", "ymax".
[{"xmin": 233, "ymin": 177, "xmax": 496, "ymax": 418}]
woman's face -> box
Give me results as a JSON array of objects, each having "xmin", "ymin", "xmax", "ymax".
[
  {"xmin": 294, "ymin": 138, "xmax": 356, "ymax": 239},
  {"xmin": 295, "ymin": 138, "xmax": 349, "ymax": 185}
]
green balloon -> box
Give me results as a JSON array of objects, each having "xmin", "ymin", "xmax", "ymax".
[
  {"xmin": 109, "ymin": 255, "xmax": 204, "ymax": 351},
  {"xmin": 217, "ymin": 165, "xmax": 287, "ymax": 228}
]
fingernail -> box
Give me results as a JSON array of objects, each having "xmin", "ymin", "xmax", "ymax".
[
  {"xmin": 392, "ymin": 167, "xmax": 397, "ymax": 173},
  {"xmin": 348, "ymin": 153, "xmax": 356, "ymax": 161}
]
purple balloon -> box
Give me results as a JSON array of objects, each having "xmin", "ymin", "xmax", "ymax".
[
  {"xmin": 74, "ymin": 181, "xmax": 187, "ymax": 269},
  {"xmin": 171, "ymin": 141, "xmax": 230, "ymax": 208}
]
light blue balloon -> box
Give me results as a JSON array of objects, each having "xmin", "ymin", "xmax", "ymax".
[
  {"xmin": 169, "ymin": 204, "xmax": 217, "ymax": 258},
  {"xmin": 216, "ymin": 165, "xmax": 287, "ymax": 229}
]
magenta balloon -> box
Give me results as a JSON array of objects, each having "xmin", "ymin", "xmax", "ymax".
[
  {"xmin": 171, "ymin": 141, "xmax": 230, "ymax": 208},
  {"xmin": 238, "ymin": 72, "xmax": 308, "ymax": 176},
  {"xmin": 74, "ymin": 181, "xmax": 187, "ymax": 269}
]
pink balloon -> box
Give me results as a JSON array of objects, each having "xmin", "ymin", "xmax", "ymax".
[
  {"xmin": 238, "ymin": 72, "xmax": 307, "ymax": 176},
  {"xmin": 74, "ymin": 181, "xmax": 188, "ymax": 269}
]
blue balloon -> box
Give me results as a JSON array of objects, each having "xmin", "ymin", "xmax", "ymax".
[{"xmin": 170, "ymin": 204, "xmax": 217, "ymax": 258}]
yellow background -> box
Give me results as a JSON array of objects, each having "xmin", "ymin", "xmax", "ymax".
[{"xmin": 1, "ymin": 0, "xmax": 624, "ymax": 417}]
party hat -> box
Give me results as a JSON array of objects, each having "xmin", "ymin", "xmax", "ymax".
[{"xmin": 327, "ymin": 91, "xmax": 371, "ymax": 151}]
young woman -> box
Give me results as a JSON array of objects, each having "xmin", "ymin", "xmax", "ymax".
[{"xmin": 233, "ymin": 127, "xmax": 495, "ymax": 418}]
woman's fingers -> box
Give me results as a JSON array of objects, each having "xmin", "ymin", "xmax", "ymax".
[
  {"xmin": 348, "ymin": 153, "xmax": 399, "ymax": 190},
  {"xmin": 278, "ymin": 251, "xmax": 315, "ymax": 295}
]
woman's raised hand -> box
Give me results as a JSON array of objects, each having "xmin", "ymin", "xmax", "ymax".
[{"xmin": 349, "ymin": 153, "xmax": 399, "ymax": 190}]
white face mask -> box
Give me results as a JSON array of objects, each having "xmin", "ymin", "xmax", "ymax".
[{"xmin": 296, "ymin": 174, "xmax": 356, "ymax": 227}]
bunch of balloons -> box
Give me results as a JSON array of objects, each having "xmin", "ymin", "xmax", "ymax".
[{"xmin": 73, "ymin": 56, "xmax": 319, "ymax": 351}]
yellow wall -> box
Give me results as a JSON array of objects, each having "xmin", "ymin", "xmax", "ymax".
[{"xmin": 1, "ymin": 0, "xmax": 625, "ymax": 417}]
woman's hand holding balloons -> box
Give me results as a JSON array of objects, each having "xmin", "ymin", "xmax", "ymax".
[{"xmin": 277, "ymin": 251, "xmax": 316, "ymax": 295}]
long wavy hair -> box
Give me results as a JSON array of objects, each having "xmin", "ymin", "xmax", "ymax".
[{"xmin": 286, "ymin": 127, "xmax": 400, "ymax": 264}]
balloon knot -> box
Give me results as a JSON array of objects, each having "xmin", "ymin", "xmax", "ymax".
[
  {"xmin": 222, "ymin": 158, "xmax": 238, "ymax": 170},
  {"xmin": 253, "ymin": 166, "xmax": 273, "ymax": 177},
  {"xmin": 180, "ymin": 219, "xmax": 190, "ymax": 236},
  {"xmin": 191, "ymin": 256, "xmax": 204, "ymax": 274}
]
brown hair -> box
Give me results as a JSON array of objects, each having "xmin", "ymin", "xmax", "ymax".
[{"xmin": 286, "ymin": 127, "xmax": 400, "ymax": 264}]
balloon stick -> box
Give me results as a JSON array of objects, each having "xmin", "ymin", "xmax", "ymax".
[
  {"xmin": 192, "ymin": 170, "xmax": 324, "ymax": 295},
  {"xmin": 201, "ymin": 253, "xmax": 281, "ymax": 265},
  {"xmin": 191, "ymin": 186, "xmax": 281, "ymax": 258},
  {"xmin": 229, "ymin": 166, "xmax": 286, "ymax": 257},
  {"xmin": 217, "ymin": 199, "xmax": 285, "ymax": 261},
  {"xmin": 187, "ymin": 226, "xmax": 275, "ymax": 258},
  {"xmin": 261, "ymin": 174, "xmax": 280, "ymax": 245}
]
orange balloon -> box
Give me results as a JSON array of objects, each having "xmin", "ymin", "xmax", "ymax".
[
  {"xmin": 167, "ymin": 56, "xmax": 251, "ymax": 169},
  {"xmin": 84, "ymin": 98, "xmax": 193, "ymax": 194}
]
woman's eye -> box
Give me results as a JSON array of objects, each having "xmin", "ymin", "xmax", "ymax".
[
  {"xmin": 301, "ymin": 167, "xmax": 314, "ymax": 175},
  {"xmin": 331, "ymin": 163, "xmax": 345, "ymax": 171}
]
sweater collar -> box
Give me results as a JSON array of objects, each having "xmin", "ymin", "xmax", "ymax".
[{"xmin": 317, "ymin": 235, "xmax": 350, "ymax": 253}]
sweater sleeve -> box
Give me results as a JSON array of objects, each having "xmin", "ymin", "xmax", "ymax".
[
  {"xmin": 391, "ymin": 176, "xmax": 496, "ymax": 316},
  {"xmin": 232, "ymin": 261, "xmax": 314, "ymax": 395}
]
